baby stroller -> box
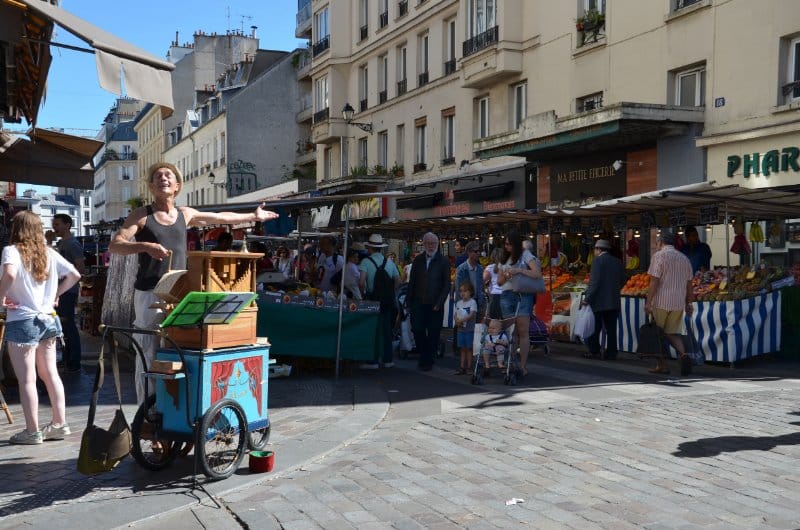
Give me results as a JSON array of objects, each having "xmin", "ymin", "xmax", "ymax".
[
  {"xmin": 471, "ymin": 316, "xmax": 523, "ymax": 386},
  {"xmin": 397, "ymin": 283, "xmax": 416, "ymax": 359},
  {"xmin": 529, "ymin": 314, "xmax": 550, "ymax": 355}
]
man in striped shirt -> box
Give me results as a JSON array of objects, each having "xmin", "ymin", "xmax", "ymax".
[{"xmin": 645, "ymin": 231, "xmax": 694, "ymax": 376}]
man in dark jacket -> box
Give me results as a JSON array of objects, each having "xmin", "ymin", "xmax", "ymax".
[
  {"xmin": 407, "ymin": 231, "xmax": 451, "ymax": 371},
  {"xmin": 583, "ymin": 239, "xmax": 625, "ymax": 360}
]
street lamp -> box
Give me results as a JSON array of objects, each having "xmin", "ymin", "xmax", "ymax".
[
  {"xmin": 341, "ymin": 102, "xmax": 373, "ymax": 134},
  {"xmin": 209, "ymin": 172, "xmax": 226, "ymax": 189}
]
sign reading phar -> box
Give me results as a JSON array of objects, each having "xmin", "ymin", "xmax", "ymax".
[{"xmin": 727, "ymin": 147, "xmax": 799, "ymax": 178}]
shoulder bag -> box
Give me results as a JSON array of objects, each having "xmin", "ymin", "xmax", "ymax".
[
  {"xmin": 77, "ymin": 332, "xmax": 132, "ymax": 475},
  {"xmin": 511, "ymin": 255, "xmax": 546, "ymax": 294}
]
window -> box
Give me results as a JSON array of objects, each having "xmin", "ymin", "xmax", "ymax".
[
  {"xmin": 69, "ymin": 208, "xmax": 75, "ymax": 216},
  {"xmin": 414, "ymin": 119, "xmax": 427, "ymax": 171},
  {"xmin": 122, "ymin": 188, "xmax": 130, "ymax": 201},
  {"xmin": 477, "ymin": 96, "xmax": 489, "ymax": 138},
  {"xmin": 396, "ymin": 124, "xmax": 405, "ymax": 166},
  {"xmin": 323, "ymin": 147, "xmax": 332, "ymax": 180},
  {"xmin": 378, "ymin": 131, "xmax": 389, "ymax": 169},
  {"xmin": 358, "ymin": 137, "xmax": 368, "ymax": 169},
  {"xmin": 379, "ymin": 54, "xmax": 388, "ymax": 103},
  {"xmin": 314, "ymin": 7, "xmax": 329, "ymax": 38},
  {"xmin": 220, "ymin": 132, "xmax": 226, "ymax": 162},
  {"xmin": 441, "ymin": 109, "xmax": 455, "ymax": 165},
  {"xmin": 50, "ymin": 207, "xmax": 57, "ymax": 215},
  {"xmin": 583, "ymin": 0, "xmax": 605, "ymax": 13},
  {"xmin": 84, "ymin": 211, "xmax": 90, "ymax": 222},
  {"xmin": 512, "ymin": 82, "xmax": 527, "ymax": 129},
  {"xmin": 674, "ymin": 0, "xmax": 701, "ymax": 10},
  {"xmin": 359, "ymin": 0, "xmax": 369, "ymax": 40},
  {"xmin": 577, "ymin": 92, "xmax": 603, "ymax": 112},
  {"xmin": 359, "ymin": 65, "xmax": 369, "ymax": 111},
  {"xmin": 315, "ymin": 76, "xmax": 329, "ymax": 111},
  {"xmin": 468, "ymin": 0, "xmax": 496, "ymax": 37},
  {"xmin": 785, "ymin": 37, "xmax": 800, "ymax": 102},
  {"xmin": 444, "ymin": 19, "xmax": 457, "ymax": 75},
  {"xmin": 418, "ymin": 33, "xmax": 429, "ymax": 87},
  {"xmin": 397, "ymin": 45, "xmax": 408, "ymax": 95},
  {"xmin": 379, "ymin": 0, "xmax": 389, "ymax": 28},
  {"xmin": 83, "ymin": 196, "xmax": 89, "ymax": 207},
  {"xmin": 675, "ymin": 67, "xmax": 705, "ymax": 107}
]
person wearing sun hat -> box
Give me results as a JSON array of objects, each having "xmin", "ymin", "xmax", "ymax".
[
  {"xmin": 582, "ymin": 238, "xmax": 625, "ymax": 360},
  {"xmin": 359, "ymin": 234, "xmax": 401, "ymax": 369}
]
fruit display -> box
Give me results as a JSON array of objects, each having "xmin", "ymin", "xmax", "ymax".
[
  {"xmin": 550, "ymin": 322, "xmax": 571, "ymax": 336},
  {"xmin": 692, "ymin": 266, "xmax": 793, "ymax": 301},
  {"xmin": 621, "ymin": 273, "xmax": 650, "ymax": 297}
]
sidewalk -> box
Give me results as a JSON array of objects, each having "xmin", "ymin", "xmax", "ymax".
[{"xmin": 1, "ymin": 330, "xmax": 799, "ymax": 528}]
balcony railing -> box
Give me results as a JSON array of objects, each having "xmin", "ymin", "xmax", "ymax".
[
  {"xmin": 359, "ymin": 98, "xmax": 368, "ymax": 112},
  {"xmin": 312, "ymin": 35, "xmax": 330, "ymax": 57},
  {"xmin": 398, "ymin": 0, "xmax": 408, "ymax": 17},
  {"xmin": 675, "ymin": 0, "xmax": 701, "ymax": 9},
  {"xmin": 444, "ymin": 58, "xmax": 456, "ymax": 75},
  {"xmin": 397, "ymin": 78, "xmax": 407, "ymax": 95},
  {"xmin": 413, "ymin": 162, "xmax": 427, "ymax": 173},
  {"xmin": 379, "ymin": 90, "xmax": 387, "ymax": 104},
  {"xmin": 577, "ymin": 96, "xmax": 603, "ymax": 112},
  {"xmin": 462, "ymin": 25, "xmax": 499, "ymax": 58},
  {"xmin": 313, "ymin": 107, "xmax": 330, "ymax": 123},
  {"xmin": 379, "ymin": 11, "xmax": 388, "ymax": 28},
  {"xmin": 441, "ymin": 156, "xmax": 455, "ymax": 166},
  {"xmin": 418, "ymin": 71, "xmax": 429, "ymax": 87},
  {"xmin": 296, "ymin": 1, "xmax": 311, "ymax": 26},
  {"xmin": 359, "ymin": 24, "xmax": 369, "ymax": 41}
]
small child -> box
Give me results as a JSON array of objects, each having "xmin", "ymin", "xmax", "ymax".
[
  {"xmin": 481, "ymin": 319, "xmax": 510, "ymax": 370},
  {"xmin": 453, "ymin": 281, "xmax": 477, "ymax": 375}
]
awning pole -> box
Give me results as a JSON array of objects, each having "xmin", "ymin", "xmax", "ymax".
[
  {"xmin": 724, "ymin": 202, "xmax": 731, "ymax": 272},
  {"xmin": 335, "ymin": 203, "xmax": 351, "ymax": 380}
]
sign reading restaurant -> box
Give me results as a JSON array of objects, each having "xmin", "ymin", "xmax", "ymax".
[{"xmin": 727, "ymin": 146, "xmax": 800, "ymax": 179}]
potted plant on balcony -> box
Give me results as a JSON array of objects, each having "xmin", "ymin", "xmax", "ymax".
[
  {"xmin": 576, "ymin": 9, "xmax": 605, "ymax": 46},
  {"xmin": 350, "ymin": 165, "xmax": 368, "ymax": 178},
  {"xmin": 389, "ymin": 163, "xmax": 404, "ymax": 178},
  {"xmin": 372, "ymin": 164, "xmax": 387, "ymax": 176}
]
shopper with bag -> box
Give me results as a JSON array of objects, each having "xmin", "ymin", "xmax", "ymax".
[
  {"xmin": 582, "ymin": 239, "xmax": 625, "ymax": 360},
  {"xmin": 496, "ymin": 230, "xmax": 543, "ymax": 377},
  {"xmin": 645, "ymin": 231, "xmax": 694, "ymax": 375},
  {"xmin": 1, "ymin": 211, "xmax": 81, "ymax": 444}
]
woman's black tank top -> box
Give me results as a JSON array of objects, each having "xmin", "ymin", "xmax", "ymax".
[{"xmin": 134, "ymin": 205, "xmax": 187, "ymax": 291}]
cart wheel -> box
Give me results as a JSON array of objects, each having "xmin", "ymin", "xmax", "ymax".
[
  {"xmin": 196, "ymin": 398, "xmax": 248, "ymax": 480},
  {"xmin": 248, "ymin": 419, "xmax": 271, "ymax": 451},
  {"xmin": 543, "ymin": 344, "xmax": 550, "ymax": 356},
  {"xmin": 477, "ymin": 372, "xmax": 484, "ymax": 385},
  {"xmin": 131, "ymin": 395, "xmax": 180, "ymax": 471}
]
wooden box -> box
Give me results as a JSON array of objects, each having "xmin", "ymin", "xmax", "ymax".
[{"xmin": 166, "ymin": 306, "xmax": 258, "ymax": 350}]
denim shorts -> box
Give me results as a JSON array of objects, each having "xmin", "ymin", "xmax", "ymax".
[
  {"xmin": 456, "ymin": 330, "xmax": 475, "ymax": 348},
  {"xmin": 5, "ymin": 314, "xmax": 63, "ymax": 346},
  {"xmin": 500, "ymin": 291, "xmax": 535, "ymax": 319}
]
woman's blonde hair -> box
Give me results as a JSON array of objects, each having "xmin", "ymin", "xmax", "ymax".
[{"xmin": 10, "ymin": 211, "xmax": 49, "ymax": 282}]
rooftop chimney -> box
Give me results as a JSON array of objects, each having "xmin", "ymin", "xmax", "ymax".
[{"xmin": 251, "ymin": 25, "xmax": 258, "ymax": 39}]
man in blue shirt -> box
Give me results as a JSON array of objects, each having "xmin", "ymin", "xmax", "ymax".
[{"xmin": 682, "ymin": 226, "xmax": 712, "ymax": 273}]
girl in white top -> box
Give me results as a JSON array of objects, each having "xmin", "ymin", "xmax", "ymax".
[
  {"xmin": 275, "ymin": 246, "xmax": 292, "ymax": 279},
  {"xmin": 343, "ymin": 249, "xmax": 363, "ymax": 300},
  {"xmin": 0, "ymin": 211, "xmax": 81, "ymax": 445},
  {"xmin": 483, "ymin": 247, "xmax": 505, "ymax": 320}
]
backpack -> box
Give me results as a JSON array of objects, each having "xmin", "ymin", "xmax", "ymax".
[{"xmin": 366, "ymin": 255, "xmax": 396, "ymax": 312}]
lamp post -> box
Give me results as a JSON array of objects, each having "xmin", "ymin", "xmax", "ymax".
[{"xmin": 341, "ymin": 102, "xmax": 373, "ymax": 134}]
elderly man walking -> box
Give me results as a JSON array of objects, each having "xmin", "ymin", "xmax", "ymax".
[
  {"xmin": 359, "ymin": 234, "xmax": 400, "ymax": 369},
  {"xmin": 583, "ymin": 239, "xmax": 625, "ymax": 360},
  {"xmin": 407, "ymin": 232, "xmax": 451, "ymax": 371},
  {"xmin": 645, "ymin": 230, "xmax": 694, "ymax": 376}
]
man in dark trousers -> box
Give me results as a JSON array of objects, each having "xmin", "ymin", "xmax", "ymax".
[
  {"xmin": 583, "ymin": 239, "xmax": 625, "ymax": 360},
  {"xmin": 52, "ymin": 214, "xmax": 85, "ymax": 374},
  {"xmin": 407, "ymin": 231, "xmax": 451, "ymax": 371}
]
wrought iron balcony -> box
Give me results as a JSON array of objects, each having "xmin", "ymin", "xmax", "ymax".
[
  {"xmin": 360, "ymin": 25, "xmax": 369, "ymax": 41},
  {"xmin": 359, "ymin": 98, "xmax": 368, "ymax": 112},
  {"xmin": 462, "ymin": 26, "xmax": 499, "ymax": 58},
  {"xmin": 398, "ymin": 0, "xmax": 408, "ymax": 17},
  {"xmin": 312, "ymin": 35, "xmax": 330, "ymax": 57},
  {"xmin": 379, "ymin": 90, "xmax": 387, "ymax": 104},
  {"xmin": 313, "ymin": 107, "xmax": 330, "ymax": 123},
  {"xmin": 444, "ymin": 59, "xmax": 456, "ymax": 75},
  {"xmin": 379, "ymin": 11, "xmax": 388, "ymax": 28},
  {"xmin": 418, "ymin": 71, "xmax": 429, "ymax": 87},
  {"xmin": 397, "ymin": 79, "xmax": 407, "ymax": 95},
  {"xmin": 441, "ymin": 156, "xmax": 455, "ymax": 166},
  {"xmin": 413, "ymin": 162, "xmax": 427, "ymax": 173}
]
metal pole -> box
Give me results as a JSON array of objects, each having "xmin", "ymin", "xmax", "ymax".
[
  {"xmin": 335, "ymin": 202, "xmax": 351, "ymax": 380},
  {"xmin": 724, "ymin": 202, "xmax": 731, "ymax": 272}
]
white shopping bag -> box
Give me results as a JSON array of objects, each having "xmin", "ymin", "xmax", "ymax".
[
  {"xmin": 472, "ymin": 323, "xmax": 485, "ymax": 356},
  {"xmin": 573, "ymin": 305, "xmax": 595, "ymax": 342},
  {"xmin": 400, "ymin": 318, "xmax": 415, "ymax": 352}
]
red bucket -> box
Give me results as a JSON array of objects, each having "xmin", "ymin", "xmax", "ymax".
[{"xmin": 248, "ymin": 450, "xmax": 275, "ymax": 473}]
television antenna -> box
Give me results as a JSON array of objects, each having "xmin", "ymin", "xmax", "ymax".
[{"xmin": 239, "ymin": 14, "xmax": 253, "ymax": 34}]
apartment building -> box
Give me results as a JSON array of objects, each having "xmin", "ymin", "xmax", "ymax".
[
  {"xmin": 302, "ymin": 0, "xmax": 800, "ymax": 223},
  {"xmin": 133, "ymin": 103, "xmax": 165, "ymax": 204}
]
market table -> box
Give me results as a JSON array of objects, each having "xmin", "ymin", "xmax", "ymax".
[
  {"xmin": 255, "ymin": 300, "xmax": 381, "ymax": 361},
  {"xmin": 618, "ymin": 291, "xmax": 782, "ymax": 363}
]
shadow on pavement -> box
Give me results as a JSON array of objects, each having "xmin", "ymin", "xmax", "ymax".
[{"xmin": 672, "ymin": 431, "xmax": 800, "ymax": 458}]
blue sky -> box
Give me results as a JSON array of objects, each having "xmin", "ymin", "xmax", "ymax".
[{"xmin": 14, "ymin": 0, "xmax": 304, "ymax": 191}]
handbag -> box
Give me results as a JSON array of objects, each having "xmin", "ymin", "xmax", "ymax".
[
  {"xmin": 77, "ymin": 334, "xmax": 132, "ymax": 475},
  {"xmin": 510, "ymin": 256, "xmax": 546, "ymax": 294},
  {"xmin": 636, "ymin": 316, "xmax": 666, "ymax": 356},
  {"xmin": 685, "ymin": 319, "xmax": 704, "ymax": 366}
]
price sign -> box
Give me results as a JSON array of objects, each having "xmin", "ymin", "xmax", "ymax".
[
  {"xmin": 588, "ymin": 218, "xmax": 602, "ymax": 235},
  {"xmin": 613, "ymin": 216, "xmax": 627, "ymax": 232},
  {"xmin": 640, "ymin": 212, "xmax": 655, "ymax": 229},
  {"xmin": 700, "ymin": 204, "xmax": 720, "ymax": 224},
  {"xmin": 552, "ymin": 217, "xmax": 565, "ymax": 233},
  {"xmin": 668, "ymin": 207, "xmax": 687, "ymax": 227},
  {"xmin": 537, "ymin": 219, "xmax": 550, "ymax": 235},
  {"xmin": 568, "ymin": 217, "xmax": 583, "ymax": 234}
]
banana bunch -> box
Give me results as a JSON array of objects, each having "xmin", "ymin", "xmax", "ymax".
[
  {"xmin": 749, "ymin": 223, "xmax": 765, "ymax": 243},
  {"xmin": 626, "ymin": 256, "xmax": 640, "ymax": 270}
]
